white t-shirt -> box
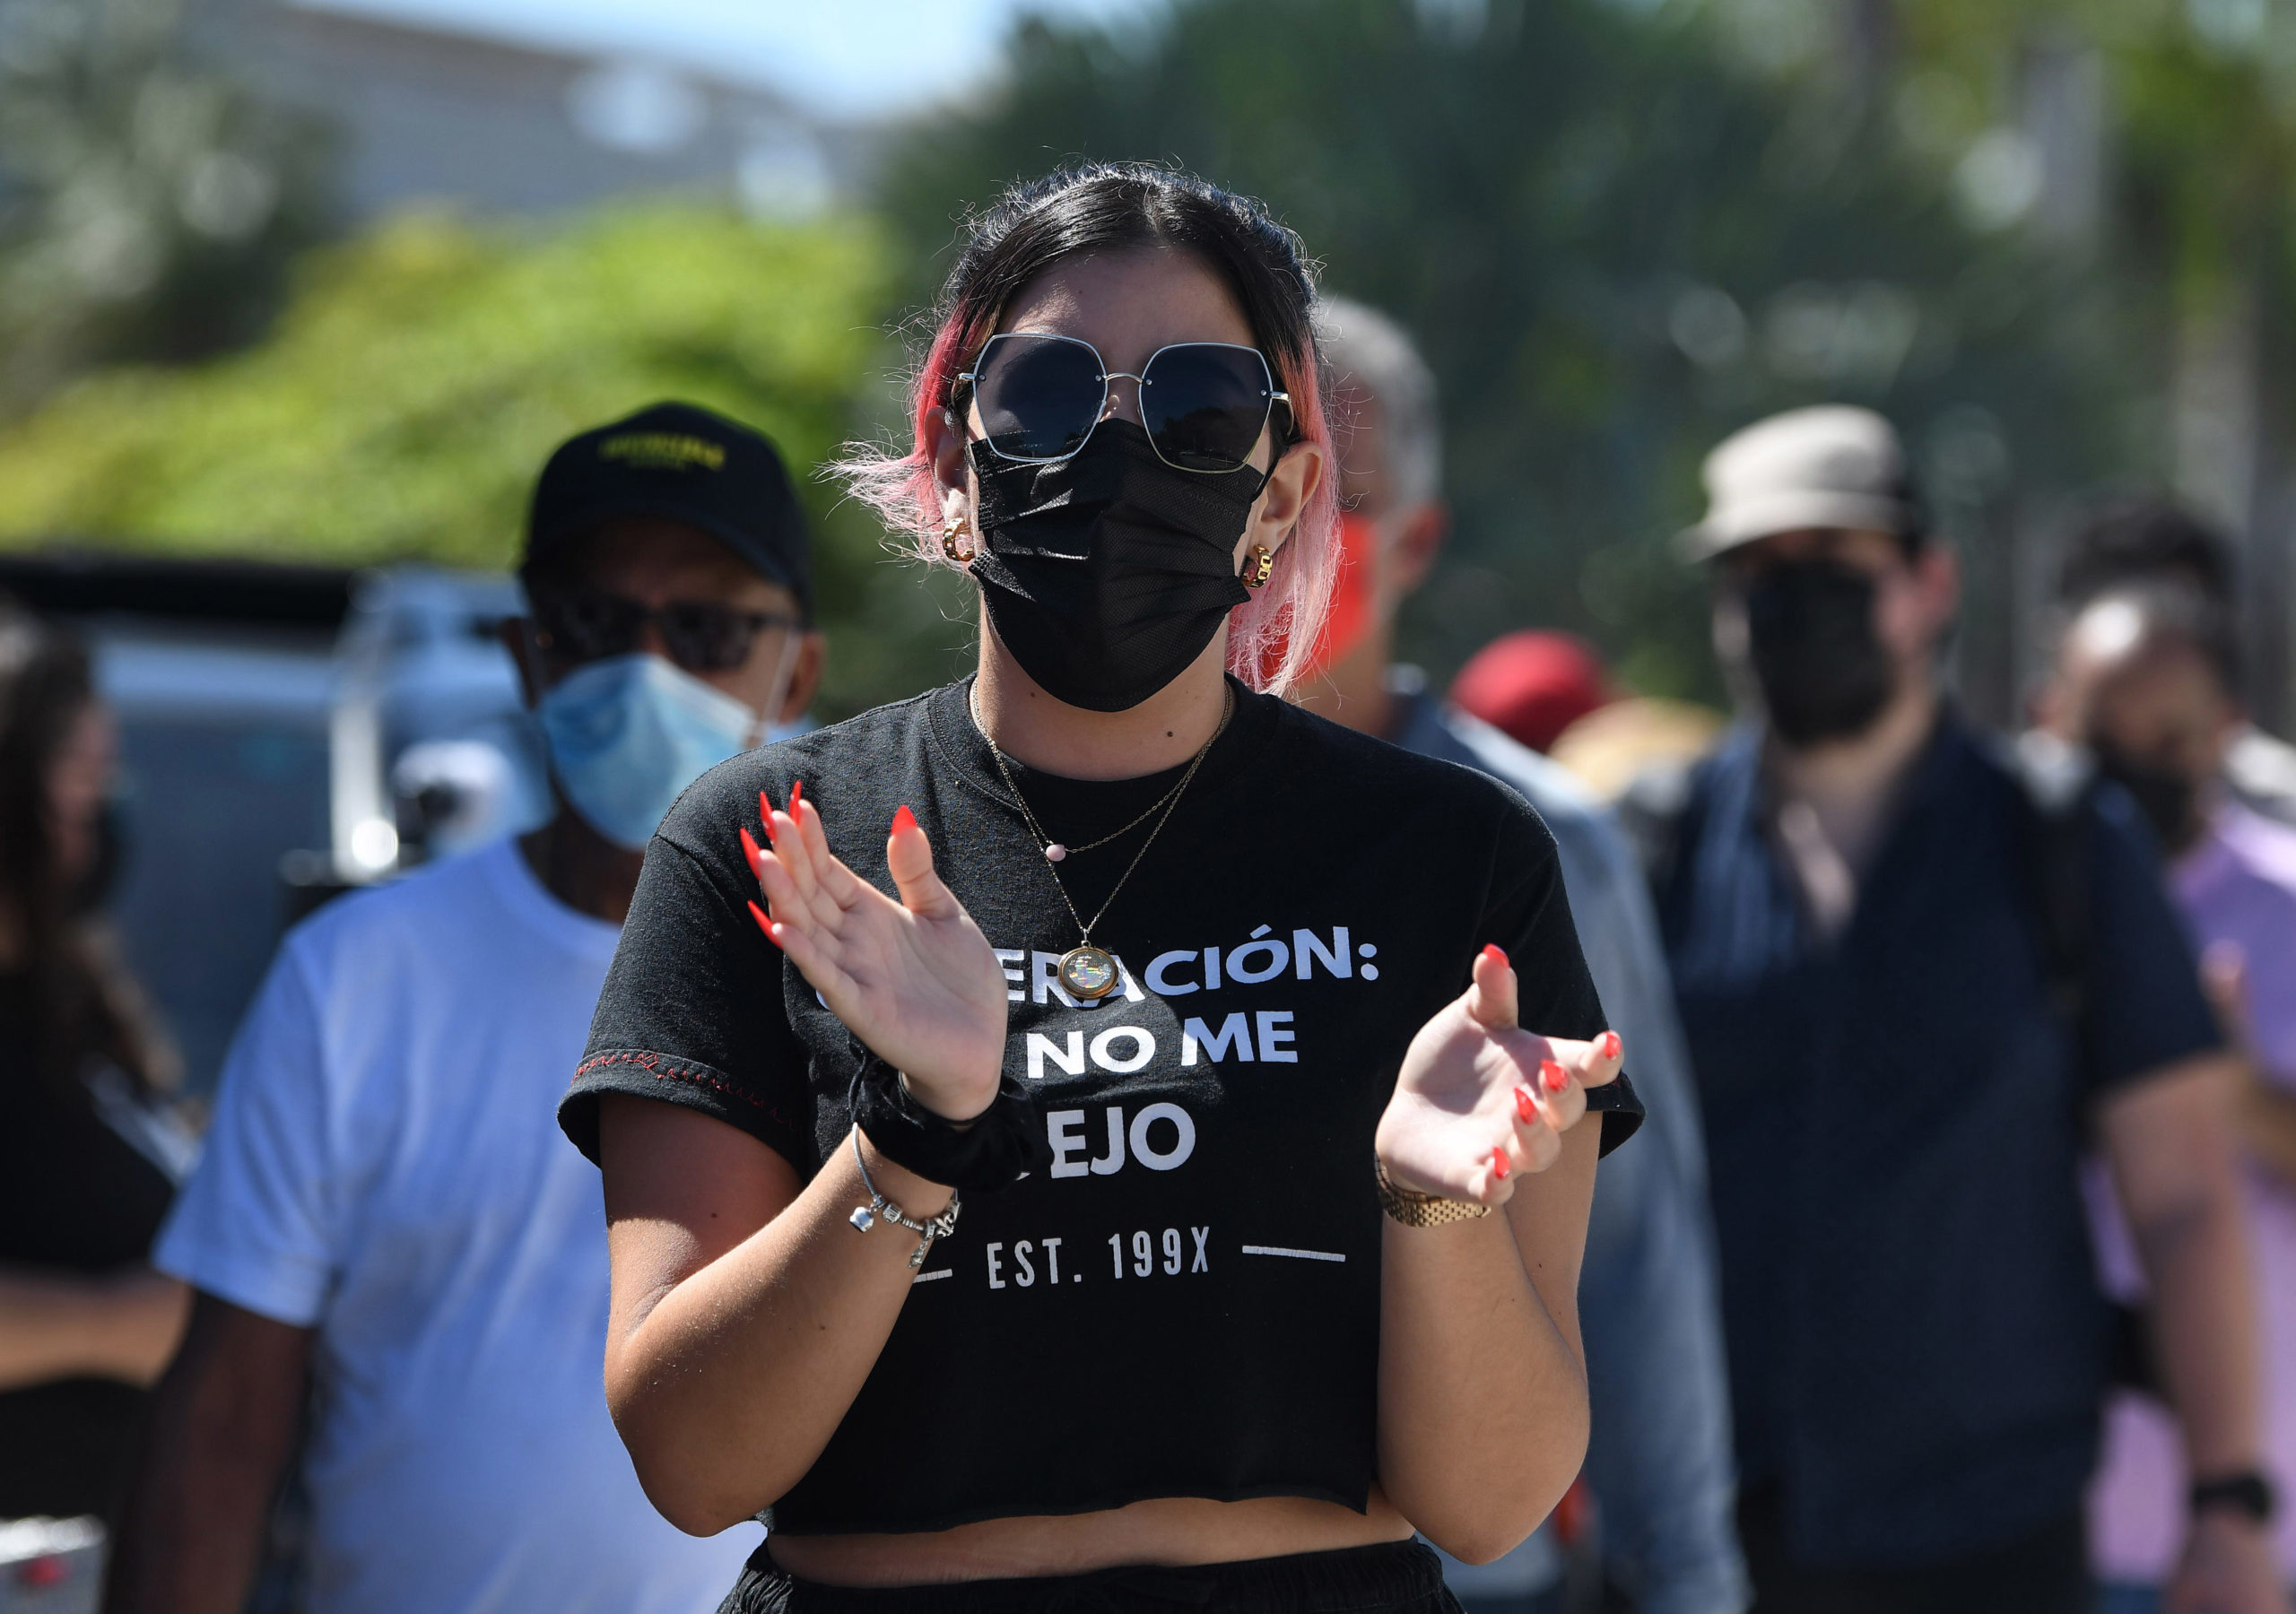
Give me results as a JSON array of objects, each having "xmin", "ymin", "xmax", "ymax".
[{"xmin": 156, "ymin": 839, "xmax": 760, "ymax": 1614}]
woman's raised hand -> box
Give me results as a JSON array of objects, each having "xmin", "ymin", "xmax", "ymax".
[
  {"xmin": 740, "ymin": 786, "xmax": 1008, "ymax": 1123},
  {"xmin": 1374, "ymin": 944, "xmax": 1623, "ymax": 1205}
]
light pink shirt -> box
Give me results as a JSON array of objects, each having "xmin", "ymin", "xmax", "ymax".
[{"xmin": 2085, "ymin": 802, "xmax": 2296, "ymax": 1583}]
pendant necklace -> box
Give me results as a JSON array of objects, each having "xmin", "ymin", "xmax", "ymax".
[{"xmin": 970, "ymin": 684, "xmax": 1232, "ymax": 1002}]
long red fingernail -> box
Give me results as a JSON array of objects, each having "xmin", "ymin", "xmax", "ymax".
[
  {"xmin": 1481, "ymin": 943, "xmax": 1508, "ymax": 968},
  {"xmin": 747, "ymin": 901, "xmax": 782, "ymax": 949},
  {"xmin": 1599, "ymin": 1031, "xmax": 1622, "ymax": 1062},
  {"xmin": 892, "ymin": 804, "xmax": 918, "ymax": 836},
  {"xmin": 739, "ymin": 825, "xmax": 762, "ymax": 873},
  {"xmin": 1491, "ymin": 1148, "xmax": 1509, "ymax": 1181},
  {"xmin": 789, "ymin": 779, "xmax": 804, "ymax": 815},
  {"xmin": 1541, "ymin": 1058, "xmax": 1567, "ymax": 1093},
  {"xmin": 757, "ymin": 791, "xmax": 778, "ymax": 844},
  {"xmin": 1515, "ymin": 1086, "xmax": 1538, "ymax": 1124}
]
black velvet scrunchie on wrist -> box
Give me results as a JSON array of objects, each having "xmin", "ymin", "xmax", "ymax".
[{"xmin": 847, "ymin": 1046, "xmax": 1048, "ymax": 1193}]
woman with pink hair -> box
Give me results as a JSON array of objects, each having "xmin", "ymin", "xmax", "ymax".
[{"xmin": 561, "ymin": 163, "xmax": 1637, "ymax": 1613}]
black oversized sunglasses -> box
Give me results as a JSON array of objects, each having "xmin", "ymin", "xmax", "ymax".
[
  {"xmin": 958, "ymin": 333, "xmax": 1294, "ymax": 474},
  {"xmin": 532, "ymin": 593, "xmax": 800, "ymax": 674}
]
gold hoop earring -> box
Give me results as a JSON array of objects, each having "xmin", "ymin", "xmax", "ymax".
[
  {"xmin": 941, "ymin": 512, "xmax": 976, "ymax": 564},
  {"xmin": 1241, "ymin": 544, "xmax": 1274, "ymax": 589}
]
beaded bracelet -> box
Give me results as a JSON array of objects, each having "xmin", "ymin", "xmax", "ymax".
[{"xmin": 849, "ymin": 1132, "xmax": 961, "ymax": 1271}]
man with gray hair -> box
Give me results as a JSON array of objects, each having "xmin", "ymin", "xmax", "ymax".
[{"xmin": 1300, "ymin": 296, "xmax": 1748, "ymax": 1614}]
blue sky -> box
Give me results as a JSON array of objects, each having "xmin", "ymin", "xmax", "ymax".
[{"xmin": 289, "ymin": 0, "xmax": 1162, "ymax": 120}]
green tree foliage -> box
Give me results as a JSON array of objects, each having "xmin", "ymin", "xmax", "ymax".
[
  {"xmin": 1884, "ymin": 0, "xmax": 2296, "ymax": 297},
  {"xmin": 878, "ymin": 0, "xmax": 2133, "ymax": 702},
  {"xmin": 0, "ymin": 0, "xmax": 334, "ymax": 411},
  {"xmin": 0, "ymin": 203, "xmax": 976, "ymax": 717},
  {"xmin": 1723, "ymin": 0, "xmax": 2296, "ymax": 720}
]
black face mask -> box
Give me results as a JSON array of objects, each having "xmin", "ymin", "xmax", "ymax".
[
  {"xmin": 1738, "ymin": 560, "xmax": 1897, "ymax": 747},
  {"xmin": 970, "ymin": 420, "xmax": 1262, "ymax": 713},
  {"xmin": 2094, "ymin": 748, "xmax": 2205, "ymax": 856}
]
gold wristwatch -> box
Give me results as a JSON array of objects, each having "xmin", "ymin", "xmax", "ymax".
[{"xmin": 1374, "ymin": 1156, "xmax": 1492, "ymax": 1228}]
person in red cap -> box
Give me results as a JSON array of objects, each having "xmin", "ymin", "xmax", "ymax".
[{"xmin": 1449, "ymin": 630, "xmax": 1613, "ymax": 755}]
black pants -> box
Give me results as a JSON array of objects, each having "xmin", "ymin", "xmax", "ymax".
[
  {"xmin": 719, "ymin": 1539, "xmax": 1463, "ymax": 1614},
  {"xmin": 1739, "ymin": 1487, "xmax": 2091, "ymax": 1614}
]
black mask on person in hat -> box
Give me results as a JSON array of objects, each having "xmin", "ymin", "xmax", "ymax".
[
  {"xmin": 2093, "ymin": 747, "xmax": 2206, "ymax": 856},
  {"xmin": 1739, "ymin": 560, "xmax": 1897, "ymax": 747},
  {"xmin": 969, "ymin": 420, "xmax": 1264, "ymax": 713}
]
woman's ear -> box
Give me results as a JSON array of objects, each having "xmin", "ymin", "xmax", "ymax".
[
  {"xmin": 927, "ymin": 404, "xmax": 964, "ymax": 490},
  {"xmin": 1248, "ymin": 437, "xmax": 1326, "ymax": 557},
  {"xmin": 926, "ymin": 406, "xmax": 970, "ymax": 516}
]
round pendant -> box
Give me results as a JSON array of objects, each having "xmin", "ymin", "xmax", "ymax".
[
  {"xmin": 1057, "ymin": 945, "xmax": 1119, "ymax": 1001},
  {"xmin": 1044, "ymin": 843, "xmax": 1068, "ymax": 863}
]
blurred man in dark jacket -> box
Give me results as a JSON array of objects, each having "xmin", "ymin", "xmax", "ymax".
[{"xmin": 1648, "ymin": 406, "xmax": 2281, "ymax": 1614}]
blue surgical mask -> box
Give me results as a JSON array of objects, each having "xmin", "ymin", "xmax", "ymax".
[{"xmin": 537, "ymin": 653, "xmax": 764, "ymax": 851}]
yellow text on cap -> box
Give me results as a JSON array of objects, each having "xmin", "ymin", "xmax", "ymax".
[{"xmin": 597, "ymin": 432, "xmax": 726, "ymax": 473}]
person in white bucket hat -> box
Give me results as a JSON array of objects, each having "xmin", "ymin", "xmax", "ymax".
[
  {"xmin": 1680, "ymin": 405, "xmax": 1921, "ymax": 563},
  {"xmin": 1625, "ymin": 404, "xmax": 2285, "ymax": 1614}
]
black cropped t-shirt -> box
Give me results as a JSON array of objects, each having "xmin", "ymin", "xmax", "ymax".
[{"xmin": 561, "ymin": 678, "xmax": 1621, "ymax": 1536}]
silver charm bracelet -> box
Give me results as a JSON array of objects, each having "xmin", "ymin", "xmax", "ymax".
[{"xmin": 849, "ymin": 1130, "xmax": 961, "ymax": 1270}]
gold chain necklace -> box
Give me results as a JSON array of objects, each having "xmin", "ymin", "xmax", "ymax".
[{"xmin": 969, "ymin": 685, "xmax": 1232, "ymax": 1001}]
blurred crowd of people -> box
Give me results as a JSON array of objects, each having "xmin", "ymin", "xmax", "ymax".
[{"xmin": 3, "ymin": 289, "xmax": 2294, "ymax": 1614}]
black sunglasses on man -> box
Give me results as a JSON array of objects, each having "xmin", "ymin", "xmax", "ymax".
[{"xmin": 532, "ymin": 592, "xmax": 802, "ymax": 676}]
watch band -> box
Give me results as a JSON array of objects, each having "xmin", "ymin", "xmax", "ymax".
[
  {"xmin": 2190, "ymin": 1471, "xmax": 2277, "ymax": 1524},
  {"xmin": 1373, "ymin": 1156, "xmax": 1492, "ymax": 1228}
]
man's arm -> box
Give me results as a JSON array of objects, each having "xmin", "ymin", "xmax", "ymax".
[
  {"xmin": 102, "ymin": 1291, "xmax": 312, "ymax": 1614},
  {"xmin": 1498, "ymin": 775, "xmax": 1747, "ymax": 1614},
  {"xmin": 1579, "ymin": 1121, "xmax": 1747, "ymax": 1614},
  {"xmin": 2098, "ymin": 1053, "xmax": 2285, "ymax": 1614},
  {"xmin": 1567, "ymin": 826, "xmax": 1747, "ymax": 1614}
]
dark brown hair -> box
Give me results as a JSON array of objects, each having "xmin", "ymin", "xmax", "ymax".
[
  {"xmin": 2059, "ymin": 499, "xmax": 2236, "ymax": 608},
  {"xmin": 0, "ymin": 600, "xmax": 168, "ymax": 1102},
  {"xmin": 839, "ymin": 161, "xmax": 1340, "ymax": 694}
]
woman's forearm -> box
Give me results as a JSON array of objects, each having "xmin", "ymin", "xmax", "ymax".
[
  {"xmin": 0, "ymin": 1264, "xmax": 188, "ymax": 1392},
  {"xmin": 605, "ymin": 1127, "xmax": 952, "ymax": 1535},
  {"xmin": 1376, "ymin": 1126, "xmax": 1598, "ymax": 1563}
]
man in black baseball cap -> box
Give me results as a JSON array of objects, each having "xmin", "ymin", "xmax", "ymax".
[
  {"xmin": 516, "ymin": 399, "xmax": 826, "ymax": 863},
  {"xmin": 526, "ymin": 400, "xmax": 816, "ymax": 624},
  {"xmin": 110, "ymin": 401, "xmax": 823, "ymax": 1614}
]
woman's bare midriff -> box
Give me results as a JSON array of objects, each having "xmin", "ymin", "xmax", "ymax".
[{"xmin": 767, "ymin": 1488, "xmax": 1417, "ymax": 1587}]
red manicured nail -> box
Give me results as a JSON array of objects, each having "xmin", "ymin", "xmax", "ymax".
[
  {"xmin": 1515, "ymin": 1086, "xmax": 1538, "ymax": 1124},
  {"xmin": 1481, "ymin": 943, "xmax": 1509, "ymax": 968},
  {"xmin": 789, "ymin": 779, "xmax": 804, "ymax": 816},
  {"xmin": 739, "ymin": 825, "xmax": 762, "ymax": 874},
  {"xmin": 892, "ymin": 804, "xmax": 918, "ymax": 836},
  {"xmin": 757, "ymin": 791, "xmax": 778, "ymax": 844},
  {"xmin": 1491, "ymin": 1147, "xmax": 1509, "ymax": 1181},
  {"xmin": 747, "ymin": 901, "xmax": 782, "ymax": 949},
  {"xmin": 1540, "ymin": 1058, "xmax": 1567, "ymax": 1094},
  {"xmin": 1599, "ymin": 1031, "xmax": 1622, "ymax": 1062}
]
